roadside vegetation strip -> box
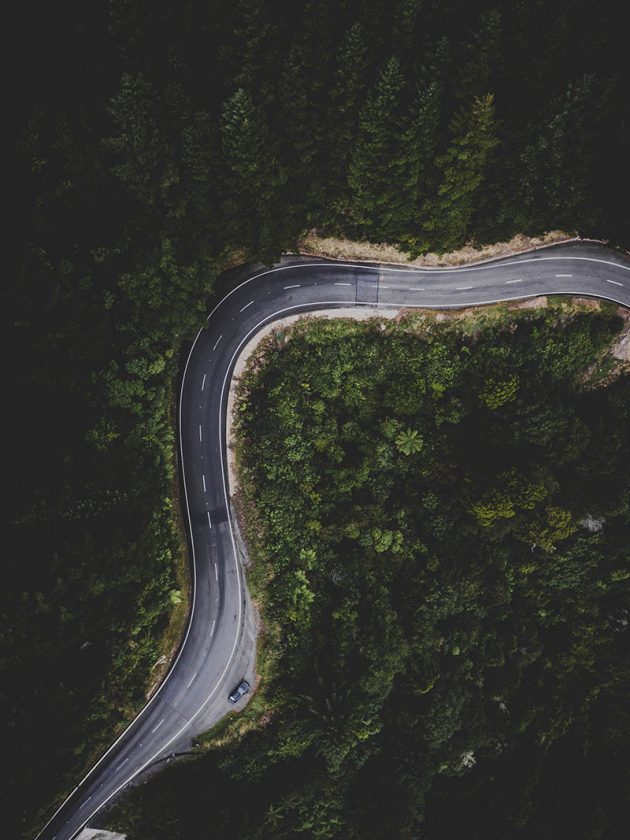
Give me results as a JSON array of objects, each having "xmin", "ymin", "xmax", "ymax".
[
  {"xmin": 297, "ymin": 229, "xmax": 579, "ymax": 268},
  {"xmin": 108, "ymin": 296, "xmax": 630, "ymax": 839}
]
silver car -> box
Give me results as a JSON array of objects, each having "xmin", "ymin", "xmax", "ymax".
[{"xmin": 228, "ymin": 679, "xmax": 250, "ymax": 703}]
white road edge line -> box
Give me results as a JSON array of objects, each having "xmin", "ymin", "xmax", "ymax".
[{"xmin": 31, "ymin": 322, "xmax": 207, "ymax": 840}]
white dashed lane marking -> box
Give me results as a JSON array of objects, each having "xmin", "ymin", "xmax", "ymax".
[
  {"xmin": 79, "ymin": 797, "xmax": 92, "ymax": 810},
  {"xmin": 199, "ymin": 425, "xmax": 202, "ymax": 442},
  {"xmin": 607, "ymin": 278, "xmax": 623, "ymax": 286},
  {"xmin": 202, "ymin": 474, "xmax": 206, "ymax": 492},
  {"xmin": 240, "ymin": 301, "xmax": 254, "ymax": 312},
  {"xmin": 555, "ymin": 274, "xmax": 573, "ymax": 277},
  {"xmin": 151, "ymin": 719, "xmax": 165, "ymax": 734},
  {"xmin": 456, "ymin": 286, "xmax": 473, "ymax": 290},
  {"xmin": 201, "ymin": 373, "xmax": 206, "ymax": 391},
  {"xmin": 334, "ymin": 282, "xmax": 352, "ymax": 286},
  {"xmin": 186, "ymin": 672, "xmax": 197, "ymax": 689},
  {"xmin": 283, "ymin": 284, "xmax": 301, "ymax": 289},
  {"xmin": 506, "ymin": 278, "xmax": 523, "ymax": 284},
  {"xmin": 207, "ymin": 510, "xmax": 212, "ymax": 529},
  {"xmin": 213, "ymin": 335, "xmax": 223, "ymax": 350},
  {"xmin": 410, "ymin": 287, "xmax": 426, "ymax": 291}
]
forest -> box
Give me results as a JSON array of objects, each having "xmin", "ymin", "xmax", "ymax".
[
  {"xmin": 107, "ymin": 302, "xmax": 630, "ymax": 839},
  {"xmin": 3, "ymin": 0, "xmax": 630, "ymax": 836}
]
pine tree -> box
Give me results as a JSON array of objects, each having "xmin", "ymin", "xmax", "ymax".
[
  {"xmin": 275, "ymin": 2, "xmax": 332, "ymax": 209},
  {"xmin": 217, "ymin": 0, "xmax": 277, "ymax": 100},
  {"xmin": 104, "ymin": 73, "xmax": 171, "ymax": 208},
  {"xmin": 518, "ymin": 74, "xmax": 607, "ymax": 231},
  {"xmin": 392, "ymin": 0, "xmax": 424, "ymax": 56},
  {"xmin": 347, "ymin": 56, "xmax": 407, "ymax": 240},
  {"xmin": 418, "ymin": 93, "xmax": 498, "ymax": 252},
  {"xmin": 387, "ymin": 82, "xmax": 442, "ymax": 248},
  {"xmin": 454, "ymin": 8, "xmax": 502, "ymax": 103},
  {"xmin": 219, "ymin": 88, "xmax": 289, "ymax": 259},
  {"xmin": 220, "ymin": 89, "xmax": 275, "ymax": 185},
  {"xmin": 178, "ymin": 110, "xmax": 223, "ymax": 255},
  {"xmin": 326, "ymin": 22, "xmax": 370, "ymax": 217}
]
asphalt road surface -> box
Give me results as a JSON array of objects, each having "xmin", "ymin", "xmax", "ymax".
[{"xmin": 35, "ymin": 241, "xmax": 630, "ymax": 840}]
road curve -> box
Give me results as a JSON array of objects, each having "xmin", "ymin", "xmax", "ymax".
[{"xmin": 35, "ymin": 241, "xmax": 630, "ymax": 840}]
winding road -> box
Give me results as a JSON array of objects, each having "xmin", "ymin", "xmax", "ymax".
[{"xmin": 35, "ymin": 241, "xmax": 630, "ymax": 840}]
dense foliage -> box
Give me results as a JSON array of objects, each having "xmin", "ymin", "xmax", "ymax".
[
  {"xmin": 109, "ymin": 303, "xmax": 630, "ymax": 839},
  {"xmin": 4, "ymin": 0, "xmax": 630, "ymax": 834}
]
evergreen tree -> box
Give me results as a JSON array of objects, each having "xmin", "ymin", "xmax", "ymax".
[
  {"xmin": 418, "ymin": 93, "xmax": 498, "ymax": 252},
  {"xmin": 104, "ymin": 73, "xmax": 172, "ymax": 208},
  {"xmin": 220, "ymin": 89, "xmax": 274, "ymax": 184},
  {"xmin": 391, "ymin": 0, "xmax": 424, "ymax": 56},
  {"xmin": 389, "ymin": 82, "xmax": 442, "ymax": 249},
  {"xmin": 219, "ymin": 88, "xmax": 289, "ymax": 259},
  {"xmin": 216, "ymin": 0, "xmax": 277, "ymax": 100},
  {"xmin": 454, "ymin": 8, "xmax": 502, "ymax": 102},
  {"xmin": 179, "ymin": 110, "xmax": 219, "ymax": 229},
  {"xmin": 326, "ymin": 22, "xmax": 370, "ymax": 218},
  {"xmin": 347, "ymin": 56, "xmax": 407, "ymax": 240},
  {"xmin": 518, "ymin": 74, "xmax": 608, "ymax": 232},
  {"xmin": 275, "ymin": 2, "xmax": 332, "ymax": 211}
]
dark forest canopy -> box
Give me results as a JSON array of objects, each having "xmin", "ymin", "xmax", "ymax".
[
  {"xmin": 3, "ymin": 0, "xmax": 630, "ymax": 836},
  {"xmin": 4, "ymin": 0, "xmax": 630, "ymax": 264}
]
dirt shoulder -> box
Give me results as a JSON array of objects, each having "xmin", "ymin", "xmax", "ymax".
[{"xmin": 296, "ymin": 230, "xmax": 590, "ymax": 268}]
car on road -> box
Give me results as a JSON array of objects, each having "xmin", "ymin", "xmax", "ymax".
[{"xmin": 228, "ymin": 679, "xmax": 250, "ymax": 703}]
